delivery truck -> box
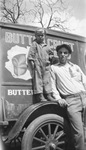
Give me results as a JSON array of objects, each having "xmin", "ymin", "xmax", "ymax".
[{"xmin": 0, "ymin": 22, "xmax": 86, "ymax": 150}]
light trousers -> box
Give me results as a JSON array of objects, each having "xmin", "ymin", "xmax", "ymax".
[{"xmin": 66, "ymin": 93, "xmax": 86, "ymax": 150}]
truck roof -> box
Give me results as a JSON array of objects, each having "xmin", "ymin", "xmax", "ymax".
[{"xmin": 0, "ymin": 22, "xmax": 86, "ymax": 43}]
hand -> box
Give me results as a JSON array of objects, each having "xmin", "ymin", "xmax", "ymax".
[
  {"xmin": 30, "ymin": 61, "xmax": 35, "ymax": 69},
  {"xmin": 57, "ymin": 99, "xmax": 69, "ymax": 107},
  {"xmin": 27, "ymin": 59, "xmax": 35, "ymax": 69}
]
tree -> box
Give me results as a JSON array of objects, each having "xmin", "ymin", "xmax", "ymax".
[
  {"xmin": 27, "ymin": 0, "xmax": 73, "ymax": 31},
  {"xmin": 0, "ymin": 0, "xmax": 27, "ymax": 23},
  {"xmin": 0, "ymin": 0, "xmax": 73, "ymax": 31}
]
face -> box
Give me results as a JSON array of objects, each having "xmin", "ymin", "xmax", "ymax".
[
  {"xmin": 57, "ymin": 47, "xmax": 70, "ymax": 64},
  {"xmin": 35, "ymin": 33, "xmax": 45, "ymax": 44}
]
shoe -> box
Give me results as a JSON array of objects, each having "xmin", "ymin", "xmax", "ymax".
[
  {"xmin": 46, "ymin": 93, "xmax": 55, "ymax": 101},
  {"xmin": 38, "ymin": 93, "xmax": 47, "ymax": 102}
]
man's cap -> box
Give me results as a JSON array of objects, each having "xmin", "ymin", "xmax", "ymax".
[
  {"xmin": 56, "ymin": 44, "xmax": 72, "ymax": 54},
  {"xmin": 35, "ymin": 28, "xmax": 46, "ymax": 36}
]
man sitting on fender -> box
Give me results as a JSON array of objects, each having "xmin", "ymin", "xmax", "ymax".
[{"xmin": 51, "ymin": 44, "xmax": 86, "ymax": 150}]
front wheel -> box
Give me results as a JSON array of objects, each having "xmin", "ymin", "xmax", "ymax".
[{"xmin": 22, "ymin": 114, "xmax": 71, "ymax": 150}]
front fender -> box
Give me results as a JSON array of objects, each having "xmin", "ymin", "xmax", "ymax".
[{"xmin": 7, "ymin": 101, "xmax": 68, "ymax": 142}]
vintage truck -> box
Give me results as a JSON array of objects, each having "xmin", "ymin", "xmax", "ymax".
[{"xmin": 0, "ymin": 22, "xmax": 86, "ymax": 150}]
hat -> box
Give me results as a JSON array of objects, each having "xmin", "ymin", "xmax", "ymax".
[
  {"xmin": 35, "ymin": 28, "xmax": 46, "ymax": 36},
  {"xmin": 56, "ymin": 44, "xmax": 72, "ymax": 54}
]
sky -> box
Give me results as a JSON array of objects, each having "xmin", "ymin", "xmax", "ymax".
[
  {"xmin": 25, "ymin": 0, "xmax": 86, "ymax": 37},
  {"xmin": 69, "ymin": 0, "xmax": 86, "ymax": 20},
  {"xmin": 67, "ymin": 0, "xmax": 86, "ymax": 37},
  {"xmin": 0, "ymin": 0, "xmax": 86, "ymax": 37}
]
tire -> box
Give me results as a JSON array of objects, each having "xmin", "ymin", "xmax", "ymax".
[{"xmin": 22, "ymin": 114, "xmax": 71, "ymax": 150}]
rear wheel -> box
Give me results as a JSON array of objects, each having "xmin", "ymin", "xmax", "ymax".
[{"xmin": 22, "ymin": 114, "xmax": 71, "ymax": 150}]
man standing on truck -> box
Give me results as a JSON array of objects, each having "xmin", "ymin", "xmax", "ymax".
[
  {"xmin": 27, "ymin": 28, "xmax": 55, "ymax": 102},
  {"xmin": 50, "ymin": 44, "xmax": 86, "ymax": 150}
]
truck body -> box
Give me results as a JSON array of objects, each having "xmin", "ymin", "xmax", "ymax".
[{"xmin": 0, "ymin": 22, "xmax": 86, "ymax": 150}]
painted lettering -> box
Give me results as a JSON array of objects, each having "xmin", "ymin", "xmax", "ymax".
[
  {"xmin": 5, "ymin": 32, "xmax": 33, "ymax": 45},
  {"xmin": 5, "ymin": 32, "xmax": 13, "ymax": 43},
  {"xmin": 47, "ymin": 38, "xmax": 74, "ymax": 50},
  {"xmin": 5, "ymin": 32, "xmax": 74, "ymax": 50},
  {"xmin": 8, "ymin": 89, "xmax": 13, "ymax": 95},
  {"xmin": 8, "ymin": 89, "xmax": 33, "ymax": 96}
]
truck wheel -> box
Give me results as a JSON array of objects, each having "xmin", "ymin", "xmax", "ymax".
[{"xmin": 22, "ymin": 114, "xmax": 71, "ymax": 150}]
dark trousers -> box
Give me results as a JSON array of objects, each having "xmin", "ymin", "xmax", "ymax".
[{"xmin": 65, "ymin": 93, "xmax": 86, "ymax": 150}]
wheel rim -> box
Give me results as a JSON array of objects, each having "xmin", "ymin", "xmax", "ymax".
[{"xmin": 31, "ymin": 121, "xmax": 67, "ymax": 150}]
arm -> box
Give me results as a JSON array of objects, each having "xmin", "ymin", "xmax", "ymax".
[
  {"xmin": 48, "ymin": 49, "xmax": 58, "ymax": 64},
  {"xmin": 77, "ymin": 65, "xmax": 86, "ymax": 90},
  {"xmin": 50, "ymin": 66, "xmax": 61, "ymax": 100},
  {"xmin": 27, "ymin": 44, "xmax": 35, "ymax": 61},
  {"xmin": 50, "ymin": 66, "xmax": 68, "ymax": 107},
  {"xmin": 27, "ymin": 43, "xmax": 36, "ymax": 69}
]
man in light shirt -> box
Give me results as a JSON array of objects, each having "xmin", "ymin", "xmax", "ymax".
[{"xmin": 51, "ymin": 44, "xmax": 86, "ymax": 150}]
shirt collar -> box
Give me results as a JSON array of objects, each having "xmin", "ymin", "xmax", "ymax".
[{"xmin": 58, "ymin": 61, "xmax": 74, "ymax": 66}]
